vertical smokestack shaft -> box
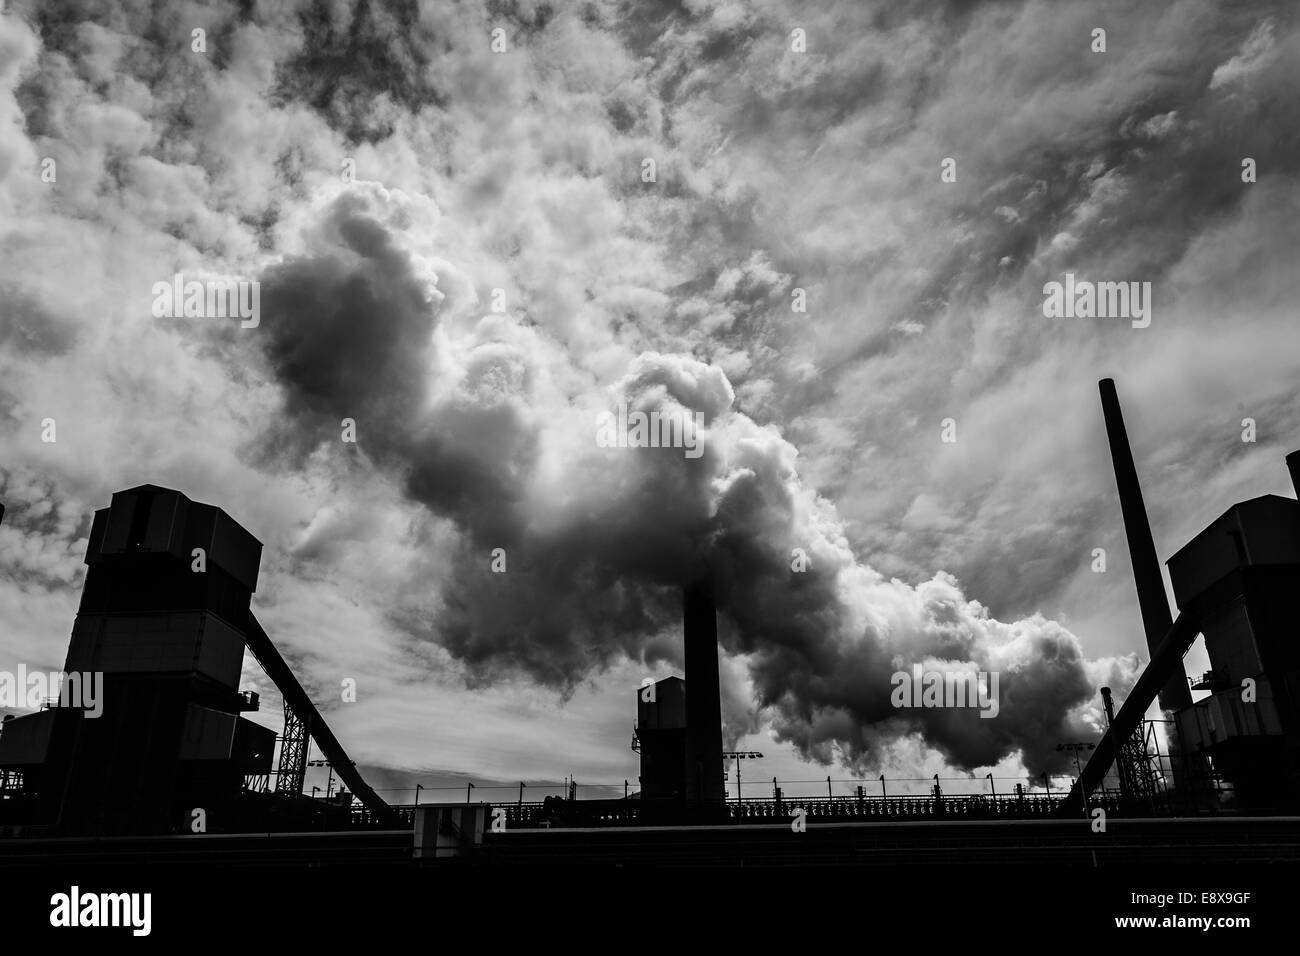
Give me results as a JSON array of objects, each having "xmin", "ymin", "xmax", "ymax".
[
  {"xmin": 1099, "ymin": 379, "xmax": 1191, "ymax": 711},
  {"xmin": 683, "ymin": 579, "xmax": 725, "ymax": 802},
  {"xmin": 1100, "ymin": 686, "xmax": 1130, "ymax": 800}
]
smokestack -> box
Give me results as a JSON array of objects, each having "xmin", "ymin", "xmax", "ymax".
[
  {"xmin": 1099, "ymin": 687, "xmax": 1129, "ymax": 800},
  {"xmin": 683, "ymin": 579, "xmax": 725, "ymax": 802},
  {"xmin": 1098, "ymin": 379, "xmax": 1192, "ymax": 712},
  {"xmin": 1287, "ymin": 451, "xmax": 1300, "ymax": 499}
]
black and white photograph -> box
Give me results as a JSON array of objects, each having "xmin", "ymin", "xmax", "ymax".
[{"xmin": 1, "ymin": 0, "xmax": 1297, "ymax": 939}]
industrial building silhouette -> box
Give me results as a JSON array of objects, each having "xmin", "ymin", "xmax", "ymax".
[{"xmin": 2, "ymin": 379, "xmax": 1300, "ymax": 865}]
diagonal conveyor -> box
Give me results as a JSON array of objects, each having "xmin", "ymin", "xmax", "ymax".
[
  {"xmin": 1064, "ymin": 611, "xmax": 1201, "ymax": 812},
  {"xmin": 245, "ymin": 612, "xmax": 396, "ymax": 822}
]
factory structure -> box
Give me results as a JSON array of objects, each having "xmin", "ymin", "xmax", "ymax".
[
  {"xmin": 1070, "ymin": 381, "xmax": 1300, "ymax": 814},
  {"xmin": 632, "ymin": 581, "xmax": 726, "ymax": 807},
  {"xmin": 2, "ymin": 379, "xmax": 1300, "ymax": 863},
  {"xmin": 0, "ymin": 485, "xmax": 393, "ymax": 835}
]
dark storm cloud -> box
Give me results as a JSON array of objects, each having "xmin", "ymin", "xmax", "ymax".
[
  {"xmin": 274, "ymin": 0, "xmax": 444, "ymax": 143},
  {"xmin": 250, "ymin": 189, "xmax": 1122, "ymax": 774}
]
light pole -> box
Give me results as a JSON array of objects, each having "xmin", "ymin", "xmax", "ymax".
[
  {"xmin": 415, "ymin": 784, "xmax": 423, "ymax": 806},
  {"xmin": 721, "ymin": 752, "xmax": 764, "ymax": 800},
  {"xmin": 466, "ymin": 781, "xmax": 474, "ymax": 804},
  {"xmin": 1057, "ymin": 742, "xmax": 1097, "ymax": 817},
  {"xmin": 986, "ymin": 772, "xmax": 995, "ymax": 798},
  {"xmin": 1057, "ymin": 742, "xmax": 1096, "ymax": 779}
]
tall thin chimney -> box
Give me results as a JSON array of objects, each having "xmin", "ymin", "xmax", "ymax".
[
  {"xmin": 683, "ymin": 579, "xmax": 725, "ymax": 802},
  {"xmin": 1098, "ymin": 378, "xmax": 1192, "ymax": 711}
]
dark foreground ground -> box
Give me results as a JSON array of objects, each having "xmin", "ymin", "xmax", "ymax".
[{"xmin": 1, "ymin": 816, "xmax": 1294, "ymax": 941}]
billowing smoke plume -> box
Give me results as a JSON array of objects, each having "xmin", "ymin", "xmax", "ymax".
[{"xmin": 256, "ymin": 185, "xmax": 1137, "ymax": 777}]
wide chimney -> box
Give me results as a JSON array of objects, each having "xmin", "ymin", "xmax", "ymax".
[
  {"xmin": 683, "ymin": 579, "xmax": 725, "ymax": 802},
  {"xmin": 1099, "ymin": 378, "xmax": 1192, "ymax": 712}
]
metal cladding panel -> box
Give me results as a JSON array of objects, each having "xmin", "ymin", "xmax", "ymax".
[
  {"xmin": 1200, "ymin": 601, "xmax": 1261, "ymax": 685},
  {"xmin": 1169, "ymin": 497, "xmax": 1300, "ymax": 608},
  {"xmin": 195, "ymin": 614, "xmax": 247, "ymax": 689},
  {"xmin": 63, "ymin": 616, "xmax": 101, "ymax": 673},
  {"xmin": 1168, "ymin": 510, "xmax": 1239, "ymax": 610},
  {"xmin": 1176, "ymin": 707, "xmax": 1205, "ymax": 752},
  {"xmin": 638, "ymin": 727, "xmax": 687, "ymax": 799},
  {"xmin": 100, "ymin": 490, "xmax": 141, "ymax": 553},
  {"xmin": 84, "ymin": 486, "xmax": 262, "ymax": 593},
  {"xmin": 98, "ymin": 487, "xmax": 192, "ymax": 557},
  {"xmin": 232, "ymin": 717, "xmax": 276, "ymax": 773},
  {"xmin": 205, "ymin": 508, "xmax": 262, "ymax": 593},
  {"xmin": 179, "ymin": 703, "xmax": 236, "ymax": 760},
  {"xmin": 84, "ymin": 509, "xmax": 109, "ymax": 564},
  {"xmin": 63, "ymin": 612, "xmax": 243, "ymax": 685},
  {"xmin": 143, "ymin": 489, "xmax": 189, "ymax": 558},
  {"xmin": 100, "ymin": 615, "xmax": 198, "ymax": 673},
  {"xmin": 1237, "ymin": 497, "xmax": 1300, "ymax": 564},
  {"xmin": 1183, "ymin": 689, "xmax": 1282, "ymax": 751},
  {"xmin": 638, "ymin": 676, "xmax": 686, "ymax": 729},
  {"xmin": 0, "ymin": 710, "xmax": 56, "ymax": 766}
]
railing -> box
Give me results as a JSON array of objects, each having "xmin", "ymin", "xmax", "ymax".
[{"xmin": 481, "ymin": 791, "xmax": 1131, "ymax": 829}]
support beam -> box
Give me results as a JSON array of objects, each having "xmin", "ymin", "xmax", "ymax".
[{"xmin": 1066, "ymin": 611, "xmax": 1200, "ymax": 810}]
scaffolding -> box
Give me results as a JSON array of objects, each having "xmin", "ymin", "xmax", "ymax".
[
  {"xmin": 1101, "ymin": 686, "xmax": 1168, "ymax": 813},
  {"xmin": 276, "ymin": 702, "xmax": 311, "ymax": 797}
]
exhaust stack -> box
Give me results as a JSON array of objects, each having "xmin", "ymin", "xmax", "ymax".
[
  {"xmin": 1099, "ymin": 379, "xmax": 1192, "ymax": 712},
  {"xmin": 683, "ymin": 579, "xmax": 725, "ymax": 802}
]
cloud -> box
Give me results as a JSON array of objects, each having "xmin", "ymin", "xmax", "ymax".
[
  {"xmin": 2, "ymin": 0, "xmax": 1297, "ymax": 788},
  {"xmin": 1210, "ymin": 19, "xmax": 1277, "ymax": 89}
]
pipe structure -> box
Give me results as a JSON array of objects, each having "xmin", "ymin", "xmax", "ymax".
[
  {"xmin": 1064, "ymin": 611, "xmax": 1200, "ymax": 813},
  {"xmin": 1098, "ymin": 379, "xmax": 1192, "ymax": 712}
]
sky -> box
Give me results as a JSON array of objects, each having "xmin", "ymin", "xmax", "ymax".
[{"xmin": 1, "ymin": 0, "xmax": 1298, "ymax": 804}]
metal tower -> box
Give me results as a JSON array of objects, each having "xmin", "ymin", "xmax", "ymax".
[{"xmin": 276, "ymin": 703, "xmax": 311, "ymax": 797}]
